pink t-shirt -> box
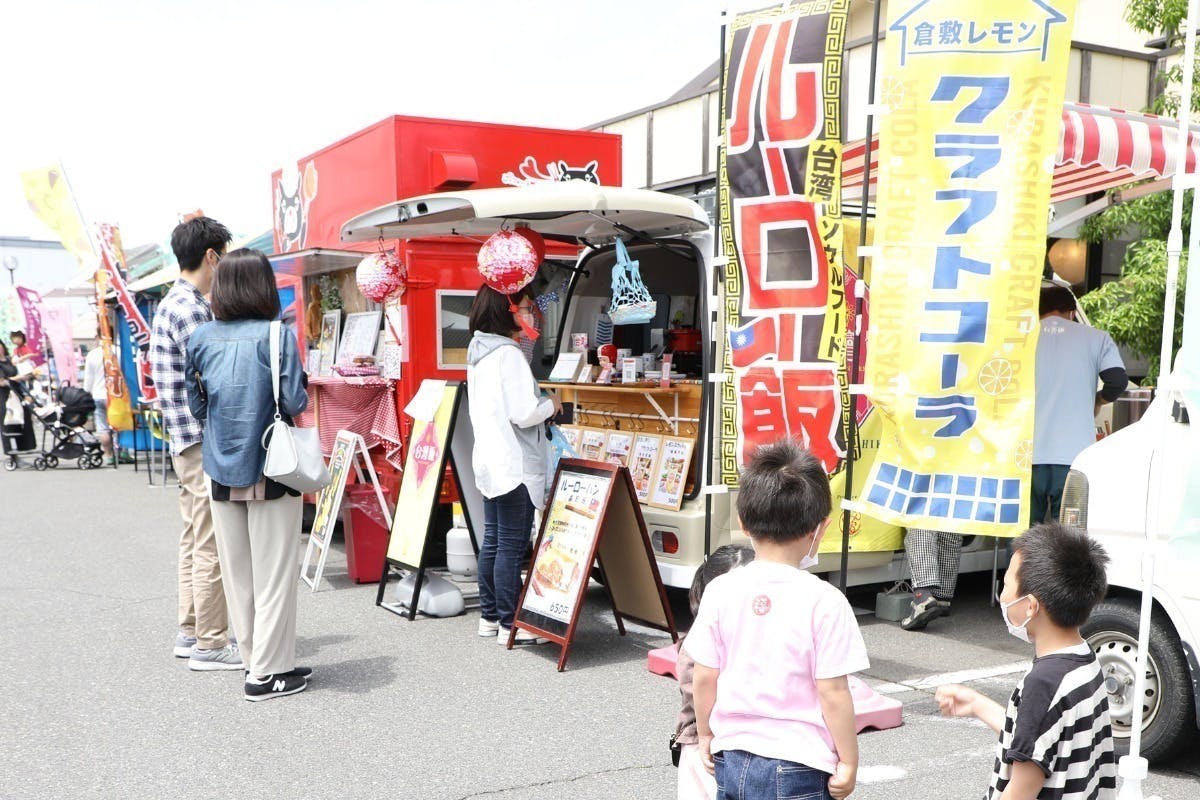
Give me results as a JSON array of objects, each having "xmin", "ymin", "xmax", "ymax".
[{"xmin": 683, "ymin": 560, "xmax": 869, "ymax": 773}]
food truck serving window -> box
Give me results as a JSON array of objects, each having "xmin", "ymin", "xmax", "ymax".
[{"xmin": 437, "ymin": 289, "xmax": 476, "ymax": 370}]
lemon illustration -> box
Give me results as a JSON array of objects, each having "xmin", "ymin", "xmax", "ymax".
[
  {"xmin": 880, "ymin": 77, "xmax": 906, "ymax": 112},
  {"xmin": 1015, "ymin": 439, "xmax": 1033, "ymax": 470},
  {"xmin": 978, "ymin": 358, "xmax": 1014, "ymax": 396},
  {"xmin": 1007, "ymin": 109, "xmax": 1035, "ymax": 138}
]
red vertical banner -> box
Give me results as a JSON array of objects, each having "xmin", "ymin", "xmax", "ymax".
[{"xmin": 718, "ymin": 2, "xmax": 848, "ymax": 479}]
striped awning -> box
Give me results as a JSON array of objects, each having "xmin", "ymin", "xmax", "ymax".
[{"xmin": 842, "ymin": 102, "xmax": 1200, "ymax": 204}]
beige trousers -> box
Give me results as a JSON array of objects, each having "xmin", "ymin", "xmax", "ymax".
[
  {"xmin": 172, "ymin": 444, "xmax": 229, "ymax": 649},
  {"xmin": 209, "ymin": 491, "xmax": 302, "ymax": 677}
]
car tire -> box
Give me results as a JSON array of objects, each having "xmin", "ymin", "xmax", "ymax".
[{"xmin": 1082, "ymin": 597, "xmax": 1198, "ymax": 763}]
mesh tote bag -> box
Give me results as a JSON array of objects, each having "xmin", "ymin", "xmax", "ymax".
[{"xmin": 607, "ymin": 238, "xmax": 657, "ymax": 325}]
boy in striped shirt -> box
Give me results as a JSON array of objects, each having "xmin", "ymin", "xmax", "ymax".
[{"xmin": 936, "ymin": 523, "xmax": 1116, "ymax": 800}]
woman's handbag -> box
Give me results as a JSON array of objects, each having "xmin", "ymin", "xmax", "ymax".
[{"xmin": 261, "ymin": 320, "xmax": 330, "ymax": 493}]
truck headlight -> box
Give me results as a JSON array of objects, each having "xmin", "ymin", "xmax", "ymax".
[{"xmin": 1060, "ymin": 469, "xmax": 1089, "ymax": 530}]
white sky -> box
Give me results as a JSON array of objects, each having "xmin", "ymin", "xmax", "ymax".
[{"xmin": 0, "ymin": 0, "xmax": 723, "ymax": 248}]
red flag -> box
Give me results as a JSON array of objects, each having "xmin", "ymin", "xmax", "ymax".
[{"xmin": 729, "ymin": 316, "xmax": 777, "ymax": 368}]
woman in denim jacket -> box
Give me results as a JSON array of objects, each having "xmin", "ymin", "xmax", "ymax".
[{"xmin": 185, "ymin": 249, "xmax": 312, "ymax": 702}]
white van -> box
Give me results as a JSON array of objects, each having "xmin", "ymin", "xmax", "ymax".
[
  {"xmin": 341, "ymin": 180, "xmax": 1005, "ymax": 591},
  {"xmin": 1061, "ymin": 381, "xmax": 1200, "ymax": 762}
]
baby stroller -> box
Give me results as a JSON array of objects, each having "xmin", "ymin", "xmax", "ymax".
[{"xmin": 35, "ymin": 384, "xmax": 105, "ymax": 470}]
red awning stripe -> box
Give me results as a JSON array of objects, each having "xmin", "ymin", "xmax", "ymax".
[{"xmin": 842, "ymin": 103, "xmax": 1200, "ymax": 203}]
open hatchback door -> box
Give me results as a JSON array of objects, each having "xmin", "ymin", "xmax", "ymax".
[{"xmin": 339, "ymin": 180, "xmax": 710, "ymax": 244}]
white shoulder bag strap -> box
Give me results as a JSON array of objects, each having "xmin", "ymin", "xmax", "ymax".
[{"xmin": 269, "ymin": 319, "xmax": 283, "ymax": 421}]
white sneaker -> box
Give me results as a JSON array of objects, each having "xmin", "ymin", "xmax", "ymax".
[
  {"xmin": 498, "ymin": 626, "xmax": 548, "ymax": 646},
  {"xmin": 477, "ymin": 618, "xmax": 500, "ymax": 637},
  {"xmin": 188, "ymin": 644, "xmax": 244, "ymax": 671}
]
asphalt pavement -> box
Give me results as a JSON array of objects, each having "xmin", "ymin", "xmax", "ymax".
[{"xmin": 1, "ymin": 463, "xmax": 1197, "ymax": 799}]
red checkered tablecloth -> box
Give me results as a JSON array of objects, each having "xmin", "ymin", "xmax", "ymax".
[{"xmin": 299, "ymin": 377, "xmax": 402, "ymax": 468}]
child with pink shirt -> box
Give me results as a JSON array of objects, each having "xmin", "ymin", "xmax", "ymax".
[{"xmin": 685, "ymin": 439, "xmax": 868, "ymax": 800}]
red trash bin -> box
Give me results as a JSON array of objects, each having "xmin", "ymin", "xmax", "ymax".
[{"xmin": 343, "ymin": 485, "xmax": 391, "ymax": 584}]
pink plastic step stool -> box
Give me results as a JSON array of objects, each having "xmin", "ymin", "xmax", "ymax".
[{"xmin": 647, "ymin": 643, "xmax": 903, "ymax": 733}]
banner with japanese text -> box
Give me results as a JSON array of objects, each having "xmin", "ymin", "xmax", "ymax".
[
  {"xmin": 96, "ymin": 223, "xmax": 157, "ymax": 403},
  {"xmin": 861, "ymin": 0, "xmax": 1076, "ymax": 536},
  {"xmin": 717, "ymin": 0, "xmax": 901, "ymax": 551}
]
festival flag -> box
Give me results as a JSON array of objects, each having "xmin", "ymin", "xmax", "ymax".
[
  {"xmin": 95, "ymin": 267, "xmax": 133, "ymax": 431},
  {"xmin": 95, "ymin": 223, "xmax": 157, "ymax": 403},
  {"xmin": 20, "ymin": 164, "xmax": 93, "ymax": 263},
  {"xmin": 39, "ymin": 303, "xmax": 77, "ymax": 386},
  {"xmin": 716, "ymin": 1, "xmax": 901, "ymax": 552},
  {"xmin": 14, "ymin": 287, "xmax": 47, "ymax": 367},
  {"xmin": 860, "ymin": 0, "xmax": 1078, "ymax": 536}
]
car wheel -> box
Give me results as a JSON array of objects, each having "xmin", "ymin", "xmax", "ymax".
[{"xmin": 1083, "ymin": 598, "xmax": 1198, "ymax": 763}]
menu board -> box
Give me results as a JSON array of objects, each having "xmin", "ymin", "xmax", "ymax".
[
  {"xmin": 603, "ymin": 431, "xmax": 633, "ymax": 467},
  {"xmin": 512, "ymin": 459, "xmax": 678, "ymax": 671},
  {"xmin": 648, "ymin": 436, "xmax": 694, "ymax": 511},
  {"xmin": 578, "ymin": 428, "xmax": 606, "ymax": 461},
  {"xmin": 628, "ymin": 434, "xmax": 662, "ymax": 503},
  {"xmin": 522, "ymin": 469, "xmax": 610, "ymax": 630}
]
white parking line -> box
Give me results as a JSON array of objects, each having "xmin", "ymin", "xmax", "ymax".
[{"xmin": 864, "ymin": 661, "xmax": 1031, "ymax": 695}]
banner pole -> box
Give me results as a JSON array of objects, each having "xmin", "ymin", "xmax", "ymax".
[
  {"xmin": 838, "ymin": 0, "xmax": 883, "ymax": 593},
  {"xmin": 704, "ymin": 4, "xmax": 730, "ymax": 561}
]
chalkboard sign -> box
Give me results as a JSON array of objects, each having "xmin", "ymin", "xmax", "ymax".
[{"xmin": 510, "ymin": 459, "xmax": 677, "ymax": 670}]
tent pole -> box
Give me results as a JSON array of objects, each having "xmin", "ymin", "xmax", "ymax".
[
  {"xmin": 838, "ymin": 0, "xmax": 883, "ymax": 593},
  {"xmin": 1120, "ymin": 2, "xmax": 1198, "ymax": 798}
]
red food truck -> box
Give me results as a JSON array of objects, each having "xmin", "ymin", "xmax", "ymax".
[{"xmin": 266, "ymin": 114, "xmax": 621, "ymax": 504}]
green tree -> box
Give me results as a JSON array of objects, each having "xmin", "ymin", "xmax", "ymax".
[{"xmin": 1077, "ymin": 0, "xmax": 1197, "ymax": 381}]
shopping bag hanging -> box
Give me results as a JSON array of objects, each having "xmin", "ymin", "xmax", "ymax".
[{"xmin": 607, "ymin": 238, "xmax": 657, "ymax": 325}]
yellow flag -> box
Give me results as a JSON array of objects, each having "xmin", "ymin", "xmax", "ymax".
[
  {"xmin": 861, "ymin": 0, "xmax": 1077, "ymax": 536},
  {"xmin": 95, "ymin": 267, "xmax": 133, "ymax": 431},
  {"xmin": 20, "ymin": 164, "xmax": 93, "ymax": 263}
]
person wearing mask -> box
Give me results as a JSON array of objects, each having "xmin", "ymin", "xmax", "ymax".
[
  {"xmin": 186, "ymin": 249, "xmax": 312, "ymax": 702},
  {"xmin": 82, "ymin": 336, "xmax": 114, "ymax": 464},
  {"xmin": 150, "ymin": 215, "xmax": 240, "ymax": 670},
  {"xmin": 466, "ymin": 284, "xmax": 560, "ymax": 646}
]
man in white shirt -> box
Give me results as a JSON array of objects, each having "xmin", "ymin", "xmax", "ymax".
[
  {"xmin": 83, "ymin": 337, "xmax": 114, "ymax": 464},
  {"xmin": 1032, "ymin": 284, "xmax": 1127, "ymax": 524}
]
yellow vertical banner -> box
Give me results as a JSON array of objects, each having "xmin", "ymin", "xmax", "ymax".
[
  {"xmin": 861, "ymin": 1, "xmax": 1076, "ymax": 536},
  {"xmin": 20, "ymin": 164, "xmax": 93, "ymax": 264}
]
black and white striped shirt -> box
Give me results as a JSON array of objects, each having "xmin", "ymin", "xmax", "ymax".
[{"xmin": 986, "ymin": 643, "xmax": 1116, "ymax": 800}]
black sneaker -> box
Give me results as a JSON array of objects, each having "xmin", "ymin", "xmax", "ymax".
[
  {"xmin": 244, "ymin": 674, "xmax": 308, "ymax": 702},
  {"xmin": 244, "ymin": 666, "xmax": 312, "ymax": 679},
  {"xmin": 900, "ymin": 596, "xmax": 946, "ymax": 631}
]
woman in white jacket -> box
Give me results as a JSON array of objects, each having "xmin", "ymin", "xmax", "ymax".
[{"xmin": 466, "ymin": 285, "xmax": 561, "ymax": 645}]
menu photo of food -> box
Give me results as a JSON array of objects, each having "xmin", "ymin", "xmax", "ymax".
[
  {"xmin": 560, "ymin": 425, "xmax": 583, "ymax": 454},
  {"xmin": 603, "ymin": 431, "xmax": 633, "ymax": 468},
  {"xmin": 629, "ymin": 433, "xmax": 662, "ymax": 504},
  {"xmin": 523, "ymin": 471, "xmax": 610, "ymax": 624},
  {"xmin": 649, "ymin": 436, "xmax": 694, "ymax": 510},
  {"xmin": 579, "ymin": 428, "xmax": 607, "ymax": 461}
]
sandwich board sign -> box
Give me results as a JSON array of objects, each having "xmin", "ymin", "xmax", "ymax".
[
  {"xmin": 509, "ymin": 458, "xmax": 678, "ymax": 670},
  {"xmin": 301, "ymin": 430, "xmax": 391, "ymax": 591},
  {"xmin": 376, "ymin": 380, "xmax": 470, "ymax": 620}
]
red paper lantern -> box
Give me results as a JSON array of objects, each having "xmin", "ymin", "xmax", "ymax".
[
  {"xmin": 477, "ymin": 228, "xmax": 543, "ymax": 294},
  {"xmin": 356, "ymin": 252, "xmax": 405, "ymax": 303}
]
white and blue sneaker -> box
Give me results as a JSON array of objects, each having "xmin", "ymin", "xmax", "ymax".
[
  {"xmin": 188, "ymin": 644, "xmax": 244, "ymax": 671},
  {"xmin": 173, "ymin": 632, "xmax": 197, "ymax": 659}
]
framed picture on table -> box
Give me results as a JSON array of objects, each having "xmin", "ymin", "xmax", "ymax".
[
  {"xmin": 317, "ymin": 310, "xmax": 341, "ymax": 377},
  {"xmin": 647, "ymin": 436, "xmax": 694, "ymax": 511},
  {"xmin": 337, "ymin": 310, "xmax": 382, "ymax": 364}
]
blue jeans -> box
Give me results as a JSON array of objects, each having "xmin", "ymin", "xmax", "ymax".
[
  {"xmin": 478, "ymin": 484, "xmax": 534, "ymax": 628},
  {"xmin": 714, "ymin": 750, "xmax": 832, "ymax": 800}
]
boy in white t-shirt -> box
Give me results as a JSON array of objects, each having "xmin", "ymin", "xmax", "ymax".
[{"xmin": 685, "ymin": 439, "xmax": 869, "ymax": 800}]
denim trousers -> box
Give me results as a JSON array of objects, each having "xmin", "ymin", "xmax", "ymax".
[
  {"xmin": 478, "ymin": 484, "xmax": 534, "ymax": 628},
  {"xmin": 714, "ymin": 750, "xmax": 832, "ymax": 800}
]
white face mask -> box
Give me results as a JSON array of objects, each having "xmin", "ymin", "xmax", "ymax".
[
  {"xmin": 1001, "ymin": 594, "xmax": 1034, "ymax": 643},
  {"xmin": 799, "ymin": 533, "xmax": 820, "ymax": 571}
]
